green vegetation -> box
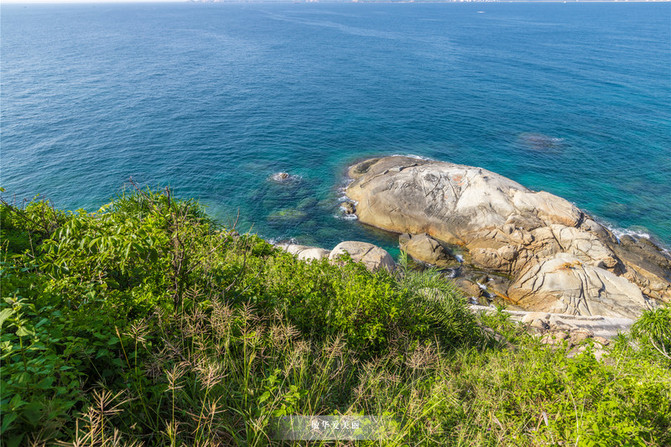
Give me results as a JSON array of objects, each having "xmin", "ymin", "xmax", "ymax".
[{"xmin": 1, "ymin": 189, "xmax": 670, "ymax": 446}]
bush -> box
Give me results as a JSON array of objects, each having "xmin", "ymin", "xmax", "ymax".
[
  {"xmin": 1, "ymin": 189, "xmax": 669, "ymax": 446},
  {"xmin": 632, "ymin": 304, "xmax": 671, "ymax": 361}
]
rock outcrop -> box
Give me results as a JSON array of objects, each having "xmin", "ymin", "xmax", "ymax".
[
  {"xmin": 346, "ymin": 156, "xmax": 671, "ymax": 318},
  {"xmin": 508, "ymin": 253, "xmax": 646, "ymax": 319},
  {"xmin": 470, "ymin": 305, "xmax": 634, "ymax": 340}
]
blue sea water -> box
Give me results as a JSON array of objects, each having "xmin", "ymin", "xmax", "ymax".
[{"xmin": 2, "ymin": 3, "xmax": 670, "ymax": 254}]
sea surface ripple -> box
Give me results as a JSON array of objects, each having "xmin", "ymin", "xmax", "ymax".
[{"xmin": 2, "ymin": 3, "xmax": 670, "ymax": 253}]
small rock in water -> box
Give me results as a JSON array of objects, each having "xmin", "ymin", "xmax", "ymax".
[
  {"xmin": 271, "ymin": 172, "xmax": 291, "ymax": 182},
  {"xmin": 340, "ymin": 201, "xmax": 356, "ymax": 214}
]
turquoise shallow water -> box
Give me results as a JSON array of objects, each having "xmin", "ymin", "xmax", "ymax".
[{"xmin": 2, "ymin": 3, "xmax": 670, "ymax": 253}]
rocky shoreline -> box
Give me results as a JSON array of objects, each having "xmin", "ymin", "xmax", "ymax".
[
  {"xmin": 344, "ymin": 156, "xmax": 671, "ymax": 317},
  {"xmin": 276, "ymin": 156, "xmax": 671, "ymax": 329},
  {"xmin": 275, "ymin": 239, "xmax": 637, "ymax": 345}
]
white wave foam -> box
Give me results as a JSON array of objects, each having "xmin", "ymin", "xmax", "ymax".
[
  {"xmin": 269, "ymin": 172, "xmax": 302, "ymax": 183},
  {"xmin": 334, "ymin": 213, "xmax": 358, "ymax": 221},
  {"xmin": 609, "ymin": 226, "xmax": 652, "ymax": 244},
  {"xmin": 337, "ymin": 195, "xmax": 358, "ymax": 205},
  {"xmin": 390, "ymin": 153, "xmax": 433, "ymax": 161},
  {"xmin": 268, "ymin": 237, "xmax": 299, "ymax": 246},
  {"xmin": 606, "ymin": 225, "xmax": 670, "ymax": 255},
  {"xmin": 444, "ymin": 268, "xmax": 458, "ymax": 278}
]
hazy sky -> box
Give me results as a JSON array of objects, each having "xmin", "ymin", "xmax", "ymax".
[{"xmin": 1, "ymin": 0, "xmax": 185, "ymax": 3}]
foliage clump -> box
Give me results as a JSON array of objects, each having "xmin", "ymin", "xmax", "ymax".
[
  {"xmin": 632, "ymin": 304, "xmax": 671, "ymax": 360},
  {"xmin": 1, "ymin": 189, "xmax": 669, "ymax": 446}
]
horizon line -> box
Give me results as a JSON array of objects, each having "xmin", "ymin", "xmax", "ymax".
[{"xmin": 3, "ymin": 0, "xmax": 670, "ymax": 4}]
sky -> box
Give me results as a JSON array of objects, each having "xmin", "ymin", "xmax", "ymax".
[{"xmin": 1, "ymin": 0, "xmax": 185, "ymax": 3}]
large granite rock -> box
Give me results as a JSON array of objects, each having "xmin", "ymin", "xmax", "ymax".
[
  {"xmin": 346, "ymin": 156, "xmax": 671, "ymax": 317},
  {"xmin": 329, "ymin": 241, "xmax": 395, "ymax": 272}
]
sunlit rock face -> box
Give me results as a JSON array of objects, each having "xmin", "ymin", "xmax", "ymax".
[{"xmin": 346, "ymin": 156, "xmax": 671, "ymax": 317}]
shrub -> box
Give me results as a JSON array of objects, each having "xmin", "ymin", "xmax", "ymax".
[
  {"xmin": 632, "ymin": 304, "xmax": 671, "ymax": 361},
  {"xmin": 1, "ymin": 189, "xmax": 669, "ymax": 446}
]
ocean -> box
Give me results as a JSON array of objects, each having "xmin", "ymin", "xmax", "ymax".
[{"xmin": 2, "ymin": 2, "xmax": 670, "ymax": 254}]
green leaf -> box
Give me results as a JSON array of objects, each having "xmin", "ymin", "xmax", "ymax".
[
  {"xmin": 1, "ymin": 411, "xmax": 17, "ymax": 432},
  {"xmin": 9, "ymin": 394, "xmax": 25, "ymax": 410},
  {"xmin": 258, "ymin": 391, "xmax": 271, "ymax": 404},
  {"xmin": 16, "ymin": 326, "xmax": 35, "ymax": 338},
  {"xmin": 22, "ymin": 400, "xmax": 45, "ymax": 426},
  {"xmin": 34, "ymin": 318, "xmax": 50, "ymax": 329},
  {"xmin": 37, "ymin": 376, "xmax": 55, "ymax": 389},
  {"xmin": 0, "ymin": 308, "xmax": 14, "ymax": 330},
  {"xmin": 5, "ymin": 434, "xmax": 24, "ymax": 447}
]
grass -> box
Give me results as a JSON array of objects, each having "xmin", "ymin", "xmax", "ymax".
[{"xmin": 1, "ymin": 188, "xmax": 670, "ymax": 446}]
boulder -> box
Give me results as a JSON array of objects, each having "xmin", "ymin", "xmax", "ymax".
[
  {"xmin": 568, "ymin": 329, "xmax": 594, "ymax": 345},
  {"xmin": 329, "ymin": 241, "xmax": 395, "ymax": 272},
  {"xmin": 271, "ymin": 172, "xmax": 290, "ymax": 182},
  {"xmin": 399, "ymin": 233, "xmax": 454, "ymax": 267},
  {"xmin": 612, "ymin": 235, "xmax": 671, "ymax": 303},
  {"xmin": 340, "ymin": 202, "xmax": 356, "ymax": 215},
  {"xmin": 540, "ymin": 332, "xmax": 569, "ymax": 346},
  {"xmin": 345, "ymin": 156, "xmax": 671, "ymax": 318},
  {"xmin": 593, "ymin": 336, "xmax": 610, "ymax": 346},
  {"xmin": 277, "ymin": 244, "xmax": 330, "ymax": 262},
  {"xmin": 453, "ymin": 278, "xmax": 482, "ymax": 299}
]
